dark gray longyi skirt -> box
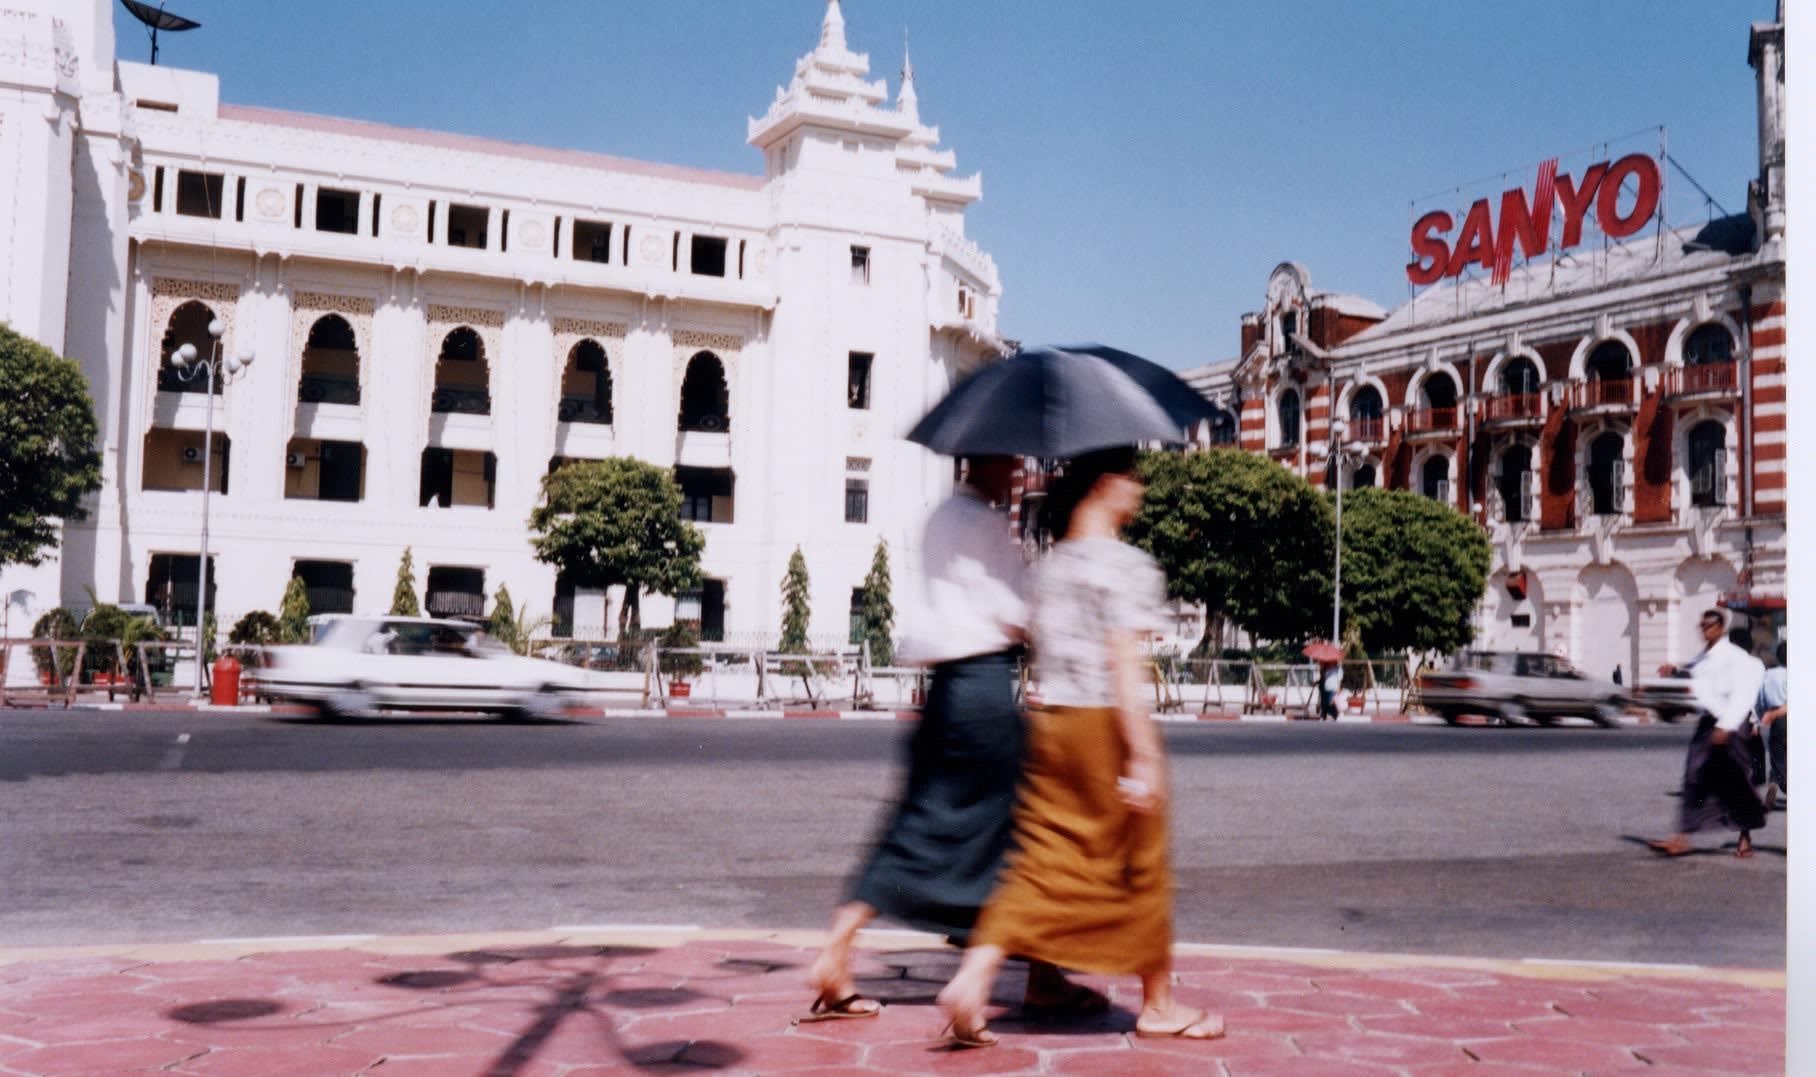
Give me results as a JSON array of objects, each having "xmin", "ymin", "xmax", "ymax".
[{"xmin": 848, "ymin": 649, "xmax": 1023, "ymax": 945}]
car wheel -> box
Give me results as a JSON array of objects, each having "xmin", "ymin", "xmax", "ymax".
[
  {"xmin": 504, "ymin": 687, "xmax": 564, "ymax": 723},
  {"xmin": 1499, "ymin": 700, "xmax": 1531, "ymax": 727},
  {"xmin": 1591, "ymin": 700, "xmax": 1625, "ymax": 728},
  {"xmin": 321, "ymin": 683, "xmax": 374, "ymax": 721},
  {"xmin": 1437, "ymin": 709, "xmax": 1463, "ymax": 725}
]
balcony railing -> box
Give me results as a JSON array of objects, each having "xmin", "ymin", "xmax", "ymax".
[
  {"xmin": 299, "ymin": 375, "xmax": 360, "ymax": 406},
  {"xmin": 1346, "ymin": 416, "xmax": 1386, "ymax": 444},
  {"xmin": 1483, "ymin": 393, "xmax": 1543, "ymax": 423},
  {"xmin": 157, "ymin": 367, "xmax": 221, "ymax": 394},
  {"xmin": 432, "ymin": 386, "xmax": 492, "ymax": 415},
  {"xmin": 1404, "ymin": 406, "xmax": 1459, "ymax": 436},
  {"xmin": 1569, "ymin": 377, "xmax": 1634, "ymax": 411},
  {"xmin": 304, "ymin": 587, "xmax": 356, "ymax": 616},
  {"xmin": 426, "ymin": 591, "xmax": 486, "ymax": 618},
  {"xmin": 1666, "ymin": 362, "xmax": 1739, "ymax": 399},
  {"xmin": 558, "ymin": 396, "xmax": 612, "ymax": 425}
]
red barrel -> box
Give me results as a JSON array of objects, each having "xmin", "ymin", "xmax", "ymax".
[{"xmin": 210, "ymin": 655, "xmax": 241, "ymax": 706}]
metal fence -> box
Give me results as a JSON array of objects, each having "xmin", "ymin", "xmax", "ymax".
[{"xmin": 1147, "ymin": 657, "xmax": 1414, "ymax": 715}]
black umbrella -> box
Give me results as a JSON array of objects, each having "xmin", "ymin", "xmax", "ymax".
[
  {"xmin": 1061, "ymin": 344, "xmax": 1226, "ymax": 429},
  {"xmin": 906, "ymin": 345, "xmax": 1193, "ymax": 458}
]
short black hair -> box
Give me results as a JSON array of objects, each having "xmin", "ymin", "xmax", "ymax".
[
  {"xmin": 1728, "ymin": 626, "xmax": 1752, "ymax": 650},
  {"xmin": 1701, "ymin": 608, "xmax": 1727, "ymax": 627},
  {"xmin": 1042, "ymin": 446, "xmax": 1139, "ymax": 538}
]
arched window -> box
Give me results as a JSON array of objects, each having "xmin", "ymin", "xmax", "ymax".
[
  {"xmin": 1586, "ymin": 340, "xmax": 1632, "ymax": 382},
  {"xmin": 158, "ymin": 300, "xmax": 221, "ymax": 394},
  {"xmin": 1496, "ymin": 445, "xmax": 1534, "ymax": 522},
  {"xmin": 432, "ymin": 327, "xmax": 490, "ymax": 415},
  {"xmin": 1276, "ymin": 388, "xmax": 1300, "ymax": 448},
  {"xmin": 1587, "ymin": 431, "xmax": 1626, "ymax": 516},
  {"xmin": 1683, "ymin": 324, "xmax": 1733, "ymax": 367},
  {"xmin": 1349, "ymin": 385, "xmax": 1384, "ymax": 441},
  {"xmin": 559, "ymin": 340, "xmax": 613, "ymax": 425},
  {"xmin": 298, "ymin": 314, "xmax": 361, "ymax": 405},
  {"xmin": 1687, "ymin": 421, "xmax": 1728, "ymax": 508},
  {"xmin": 1500, "ymin": 357, "xmax": 1540, "ymax": 397},
  {"xmin": 1421, "ymin": 372, "xmax": 1458, "ymax": 410},
  {"xmin": 1207, "ymin": 408, "xmax": 1237, "ymax": 446},
  {"xmin": 1421, "ymin": 455, "xmax": 1451, "ymax": 502},
  {"xmin": 679, "ymin": 352, "xmax": 730, "ymax": 432}
]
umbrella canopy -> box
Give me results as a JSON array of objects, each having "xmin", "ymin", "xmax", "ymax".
[
  {"xmin": 906, "ymin": 345, "xmax": 1193, "ymax": 458},
  {"xmin": 1061, "ymin": 344, "xmax": 1227, "ymax": 429},
  {"xmin": 1302, "ymin": 641, "xmax": 1345, "ymax": 664}
]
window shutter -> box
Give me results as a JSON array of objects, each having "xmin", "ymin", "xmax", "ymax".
[
  {"xmin": 1712, "ymin": 448, "xmax": 1728, "ymax": 505},
  {"xmin": 1436, "ymin": 479, "xmax": 1450, "ymax": 504},
  {"xmin": 1519, "ymin": 470, "xmax": 1534, "ymax": 519},
  {"xmin": 1611, "ymin": 459, "xmax": 1627, "ymax": 510}
]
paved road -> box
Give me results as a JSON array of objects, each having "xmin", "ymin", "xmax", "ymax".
[{"xmin": 0, "ymin": 710, "xmax": 1785, "ymax": 967}]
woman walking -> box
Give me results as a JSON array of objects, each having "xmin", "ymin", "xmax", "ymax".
[{"xmin": 935, "ymin": 447, "xmax": 1223, "ymax": 1047}]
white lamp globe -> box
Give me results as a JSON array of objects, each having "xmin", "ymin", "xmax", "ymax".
[
  {"xmin": 174, "ymin": 343, "xmax": 197, "ymax": 366},
  {"xmin": 207, "ymin": 318, "xmax": 225, "ymax": 338}
]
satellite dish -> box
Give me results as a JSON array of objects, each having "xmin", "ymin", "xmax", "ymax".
[{"xmin": 119, "ymin": 0, "xmax": 201, "ymax": 65}]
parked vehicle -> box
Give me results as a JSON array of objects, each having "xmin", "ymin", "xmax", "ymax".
[
  {"xmin": 252, "ymin": 616, "xmax": 607, "ymax": 720},
  {"xmin": 1418, "ymin": 651, "xmax": 1628, "ymax": 727}
]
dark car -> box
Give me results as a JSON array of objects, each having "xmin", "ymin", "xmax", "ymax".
[{"xmin": 1418, "ymin": 651, "xmax": 1628, "ymax": 727}]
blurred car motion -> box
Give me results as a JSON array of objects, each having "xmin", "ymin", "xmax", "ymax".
[
  {"xmin": 254, "ymin": 615, "xmax": 607, "ymax": 719},
  {"xmin": 1418, "ymin": 651, "xmax": 1629, "ymax": 727}
]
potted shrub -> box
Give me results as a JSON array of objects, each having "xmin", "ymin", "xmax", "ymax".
[{"xmin": 659, "ymin": 622, "xmax": 703, "ymax": 697}]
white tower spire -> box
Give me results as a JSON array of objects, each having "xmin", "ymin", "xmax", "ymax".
[
  {"xmin": 897, "ymin": 31, "xmax": 919, "ymax": 122},
  {"xmin": 819, "ymin": 0, "xmax": 848, "ymax": 53}
]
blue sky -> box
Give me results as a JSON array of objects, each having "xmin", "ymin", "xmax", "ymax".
[{"xmin": 116, "ymin": 1, "xmax": 1775, "ymax": 369}]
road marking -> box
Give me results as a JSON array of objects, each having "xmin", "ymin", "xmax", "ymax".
[{"xmin": 158, "ymin": 733, "xmax": 189, "ymax": 770}]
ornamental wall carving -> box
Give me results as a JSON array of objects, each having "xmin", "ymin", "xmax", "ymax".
[
  {"xmin": 291, "ymin": 291, "xmax": 376, "ymax": 367},
  {"xmin": 672, "ymin": 330, "xmax": 744, "ymax": 399},
  {"xmin": 550, "ymin": 319, "xmax": 628, "ymax": 428},
  {"xmin": 149, "ymin": 278, "xmax": 242, "ymax": 361}
]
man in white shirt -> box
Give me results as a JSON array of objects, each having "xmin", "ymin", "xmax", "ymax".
[
  {"xmin": 803, "ymin": 457, "xmax": 1096, "ymax": 1022},
  {"xmin": 1648, "ymin": 610, "xmax": 1768, "ymax": 857},
  {"xmin": 1758, "ymin": 641, "xmax": 1787, "ymax": 809}
]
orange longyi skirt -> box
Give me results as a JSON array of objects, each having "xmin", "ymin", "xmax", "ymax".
[{"xmin": 971, "ymin": 705, "xmax": 1173, "ymax": 975}]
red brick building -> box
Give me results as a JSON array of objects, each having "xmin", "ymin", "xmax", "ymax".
[{"xmin": 1185, "ymin": 7, "xmax": 1785, "ymax": 678}]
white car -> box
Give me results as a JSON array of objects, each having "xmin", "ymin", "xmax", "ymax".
[{"xmin": 253, "ymin": 616, "xmax": 606, "ymax": 720}]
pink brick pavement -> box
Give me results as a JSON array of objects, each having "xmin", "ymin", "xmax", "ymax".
[{"xmin": 0, "ymin": 933, "xmax": 1782, "ymax": 1076}]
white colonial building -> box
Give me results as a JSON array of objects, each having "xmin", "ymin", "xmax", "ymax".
[{"xmin": 1, "ymin": 1, "xmax": 1004, "ymax": 646}]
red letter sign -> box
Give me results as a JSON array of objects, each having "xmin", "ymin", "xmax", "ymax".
[
  {"xmin": 1554, "ymin": 162, "xmax": 1609, "ymax": 249},
  {"xmin": 1595, "ymin": 153, "xmax": 1660, "ymax": 239},
  {"xmin": 1406, "ymin": 211, "xmax": 1453, "ymax": 286}
]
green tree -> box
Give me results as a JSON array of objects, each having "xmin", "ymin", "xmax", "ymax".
[
  {"xmin": 1330, "ymin": 487, "xmax": 1492, "ymax": 656},
  {"xmin": 278, "ymin": 575, "xmax": 312, "ymax": 644},
  {"xmin": 528, "ymin": 458, "xmax": 705, "ymax": 637},
  {"xmin": 857, "ymin": 538, "xmax": 895, "ymax": 666},
  {"xmin": 390, "ymin": 547, "xmax": 421, "ymax": 617},
  {"xmin": 779, "ymin": 546, "xmax": 812, "ymax": 654},
  {"xmin": 228, "ymin": 611, "xmax": 282, "ymax": 646},
  {"xmin": 488, "ymin": 584, "xmax": 517, "ymax": 649},
  {"xmin": 1128, "ymin": 448, "xmax": 1333, "ymax": 651},
  {"xmin": 0, "ymin": 325, "xmax": 104, "ymax": 568}
]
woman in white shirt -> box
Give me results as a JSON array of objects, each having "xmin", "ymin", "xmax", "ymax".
[{"xmin": 935, "ymin": 447, "xmax": 1223, "ymax": 1047}]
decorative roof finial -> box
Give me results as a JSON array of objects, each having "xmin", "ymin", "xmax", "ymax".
[
  {"xmin": 819, "ymin": 0, "xmax": 847, "ymax": 52},
  {"xmin": 897, "ymin": 28, "xmax": 919, "ymax": 119}
]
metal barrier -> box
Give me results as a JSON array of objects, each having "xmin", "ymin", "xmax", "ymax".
[
  {"xmin": 1146, "ymin": 657, "xmax": 1412, "ymax": 715},
  {"xmin": 0, "ymin": 638, "xmax": 139, "ymax": 706}
]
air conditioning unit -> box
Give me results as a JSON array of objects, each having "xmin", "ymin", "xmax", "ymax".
[
  {"xmin": 286, "ymin": 451, "xmax": 307, "ymax": 469},
  {"xmin": 182, "ymin": 446, "xmax": 203, "ymax": 463}
]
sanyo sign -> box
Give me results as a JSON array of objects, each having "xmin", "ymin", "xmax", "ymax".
[{"xmin": 1406, "ymin": 153, "xmax": 1662, "ymax": 286}]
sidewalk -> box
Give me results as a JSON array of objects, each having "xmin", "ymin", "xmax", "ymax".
[{"xmin": 0, "ymin": 927, "xmax": 1783, "ymax": 1076}]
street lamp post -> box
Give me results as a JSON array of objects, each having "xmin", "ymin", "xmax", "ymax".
[
  {"xmin": 168, "ymin": 320, "xmax": 254, "ymax": 697},
  {"xmin": 1329, "ymin": 418, "xmax": 1365, "ymax": 645}
]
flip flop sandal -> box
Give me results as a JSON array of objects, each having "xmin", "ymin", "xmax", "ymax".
[
  {"xmin": 1135, "ymin": 1008, "xmax": 1226, "ymax": 1040},
  {"xmin": 936, "ymin": 1018, "xmax": 998, "ymax": 1049},
  {"xmin": 1645, "ymin": 839, "xmax": 1692, "ymax": 858},
  {"xmin": 794, "ymin": 993, "xmax": 881, "ymax": 1024},
  {"xmin": 1021, "ymin": 984, "xmax": 1112, "ymax": 1019},
  {"xmin": 1736, "ymin": 837, "xmax": 1755, "ymax": 859}
]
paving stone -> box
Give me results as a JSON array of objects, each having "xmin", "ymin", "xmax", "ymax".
[
  {"xmin": 1356, "ymin": 1011, "xmax": 1518, "ymax": 1040},
  {"xmin": 1256, "ymin": 990, "xmax": 1409, "ymax": 1017},
  {"xmin": 1292, "ymin": 1027, "xmax": 1472, "ymax": 1066},
  {"xmin": 1400, "ymin": 1063, "xmax": 1561, "ymax": 1076},
  {"xmin": 1631, "ymin": 1040, "xmax": 1787, "ymax": 1074},
  {"xmin": 1510, "ymin": 1012, "xmax": 1691, "ymax": 1047},
  {"xmin": 3, "ymin": 991, "xmax": 159, "ymax": 1021},
  {"xmin": 168, "ymin": 1043, "xmax": 384, "ymax": 1076},
  {"xmin": 1406, "ymin": 994, "xmax": 1559, "ymax": 1022},
  {"xmin": 1046, "ymin": 1043, "xmax": 1221, "ymax": 1076},
  {"xmin": 1216, "ymin": 1006, "xmax": 1352, "ymax": 1033},
  {"xmin": 328, "ymin": 1021, "xmax": 517, "ymax": 1056},
  {"xmin": 1128, "ymin": 1029, "xmax": 1303, "ymax": 1065},
  {"xmin": 1307, "ymin": 972, "xmax": 1466, "ymax": 1000},
  {"xmin": 1463, "ymin": 1034, "xmax": 1641, "ymax": 1070},
  {"xmin": 2, "ymin": 1038, "xmax": 206, "ymax": 1074},
  {"xmin": 860, "ymin": 1039, "xmax": 1043, "ymax": 1076},
  {"xmin": 1222, "ymin": 1055, "xmax": 1401, "ymax": 1076}
]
